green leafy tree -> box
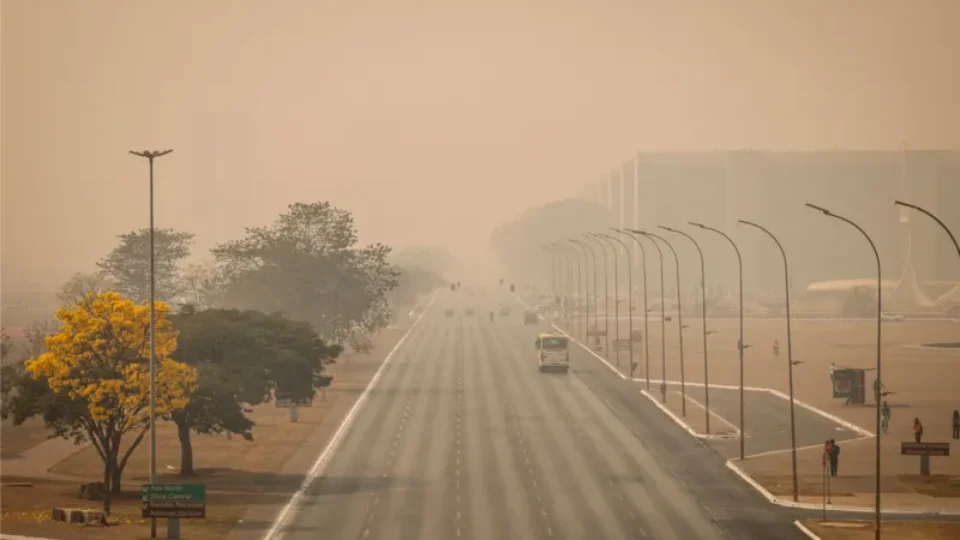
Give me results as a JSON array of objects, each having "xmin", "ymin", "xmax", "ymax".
[
  {"xmin": 97, "ymin": 228, "xmax": 195, "ymax": 303},
  {"xmin": 57, "ymin": 271, "xmax": 115, "ymax": 306},
  {"xmin": 212, "ymin": 202, "xmax": 399, "ymax": 342},
  {"xmin": 0, "ymin": 327, "xmax": 12, "ymax": 360},
  {"xmin": 170, "ymin": 307, "xmax": 341, "ymax": 476}
]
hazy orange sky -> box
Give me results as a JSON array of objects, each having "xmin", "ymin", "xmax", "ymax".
[{"xmin": 2, "ymin": 0, "xmax": 959, "ymax": 292}]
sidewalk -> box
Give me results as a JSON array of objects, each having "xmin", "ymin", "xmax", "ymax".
[{"xmin": 0, "ymin": 436, "xmax": 88, "ymax": 483}]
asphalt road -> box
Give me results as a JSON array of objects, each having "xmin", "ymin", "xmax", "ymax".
[{"xmin": 274, "ymin": 293, "xmax": 806, "ymax": 540}]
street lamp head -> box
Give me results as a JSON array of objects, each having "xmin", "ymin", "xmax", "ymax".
[
  {"xmin": 688, "ymin": 221, "xmax": 704, "ymax": 229},
  {"xmin": 129, "ymin": 149, "xmax": 173, "ymax": 159},
  {"xmin": 658, "ymin": 225, "xmax": 676, "ymax": 233},
  {"xmin": 805, "ymin": 203, "xmax": 831, "ymax": 216}
]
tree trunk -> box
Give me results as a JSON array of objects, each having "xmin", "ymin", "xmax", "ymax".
[
  {"xmin": 102, "ymin": 452, "xmax": 113, "ymax": 515},
  {"xmin": 110, "ymin": 453, "xmax": 122, "ymax": 494},
  {"xmin": 176, "ymin": 417, "xmax": 195, "ymax": 477}
]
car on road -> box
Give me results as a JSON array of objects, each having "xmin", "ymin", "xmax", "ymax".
[
  {"xmin": 499, "ymin": 305, "xmax": 511, "ymax": 316},
  {"xmin": 523, "ymin": 310, "xmax": 539, "ymax": 324},
  {"xmin": 464, "ymin": 308, "xmax": 475, "ymax": 316},
  {"xmin": 535, "ymin": 333, "xmax": 569, "ymax": 373},
  {"xmin": 444, "ymin": 309, "xmax": 455, "ymax": 317}
]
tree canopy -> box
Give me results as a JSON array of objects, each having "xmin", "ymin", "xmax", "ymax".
[
  {"xmin": 4, "ymin": 292, "xmax": 196, "ymax": 513},
  {"xmin": 57, "ymin": 271, "xmax": 115, "ymax": 306},
  {"xmin": 169, "ymin": 307, "xmax": 340, "ymax": 476},
  {"xmin": 97, "ymin": 228, "xmax": 195, "ymax": 303},
  {"xmin": 211, "ymin": 202, "xmax": 399, "ymax": 343},
  {"xmin": 489, "ymin": 198, "xmax": 613, "ymax": 283}
]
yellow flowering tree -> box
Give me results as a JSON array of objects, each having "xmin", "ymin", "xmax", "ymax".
[{"xmin": 23, "ymin": 291, "xmax": 196, "ymax": 513}]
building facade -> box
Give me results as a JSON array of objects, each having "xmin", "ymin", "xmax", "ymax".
[{"xmin": 582, "ymin": 150, "xmax": 960, "ymax": 301}]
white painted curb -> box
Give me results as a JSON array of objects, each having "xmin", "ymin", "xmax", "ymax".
[
  {"xmin": 516, "ymin": 296, "xmax": 960, "ymax": 517},
  {"xmin": 263, "ymin": 292, "xmax": 439, "ymax": 540},
  {"xmin": 793, "ymin": 520, "xmax": 822, "ymax": 539}
]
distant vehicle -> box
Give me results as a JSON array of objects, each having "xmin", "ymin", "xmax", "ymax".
[
  {"xmin": 881, "ymin": 313, "xmax": 905, "ymax": 322},
  {"xmin": 524, "ymin": 310, "xmax": 539, "ymax": 325},
  {"xmin": 535, "ymin": 333, "xmax": 569, "ymax": 373},
  {"xmin": 464, "ymin": 308, "xmax": 475, "ymax": 316},
  {"xmin": 942, "ymin": 305, "xmax": 960, "ymax": 317},
  {"xmin": 499, "ymin": 305, "xmax": 511, "ymax": 316},
  {"xmin": 445, "ymin": 309, "xmax": 455, "ymax": 318}
]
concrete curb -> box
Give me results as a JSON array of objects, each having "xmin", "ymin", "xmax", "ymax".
[
  {"xmin": 793, "ymin": 520, "xmax": 822, "ymax": 539},
  {"xmin": 519, "ymin": 299, "xmax": 960, "ymax": 517}
]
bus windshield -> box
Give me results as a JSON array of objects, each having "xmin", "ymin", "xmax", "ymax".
[{"xmin": 541, "ymin": 337, "xmax": 568, "ymax": 349}]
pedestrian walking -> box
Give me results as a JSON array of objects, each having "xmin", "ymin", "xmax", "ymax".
[
  {"xmin": 913, "ymin": 417, "xmax": 924, "ymax": 443},
  {"xmin": 828, "ymin": 439, "xmax": 840, "ymax": 477},
  {"xmin": 881, "ymin": 401, "xmax": 891, "ymax": 434},
  {"xmin": 952, "ymin": 410, "xmax": 959, "ymax": 440}
]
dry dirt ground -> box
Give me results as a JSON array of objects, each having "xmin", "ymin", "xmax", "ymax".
[
  {"xmin": 0, "ymin": 326, "xmax": 409, "ymax": 540},
  {"xmin": 803, "ymin": 519, "xmax": 960, "ymax": 540},
  {"xmin": 586, "ymin": 315, "xmax": 960, "ymax": 505}
]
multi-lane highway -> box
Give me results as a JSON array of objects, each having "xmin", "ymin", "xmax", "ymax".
[{"xmin": 273, "ymin": 290, "xmax": 806, "ymax": 540}]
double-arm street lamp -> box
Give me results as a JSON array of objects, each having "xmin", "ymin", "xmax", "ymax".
[
  {"xmin": 129, "ymin": 148, "xmax": 173, "ymax": 539},
  {"xmin": 806, "ymin": 203, "xmax": 882, "ymax": 540}
]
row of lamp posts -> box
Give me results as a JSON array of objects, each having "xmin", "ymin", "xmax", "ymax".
[{"xmin": 542, "ymin": 201, "xmax": 957, "ymax": 540}]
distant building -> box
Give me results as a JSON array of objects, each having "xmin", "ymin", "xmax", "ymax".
[{"xmin": 582, "ymin": 150, "xmax": 960, "ymax": 304}]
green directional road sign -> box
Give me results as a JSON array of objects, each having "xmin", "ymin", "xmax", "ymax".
[{"xmin": 141, "ymin": 484, "xmax": 206, "ymax": 518}]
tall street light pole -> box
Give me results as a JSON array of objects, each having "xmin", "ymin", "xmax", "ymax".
[
  {"xmin": 602, "ymin": 233, "xmax": 635, "ymax": 377},
  {"xmin": 662, "ymin": 226, "xmax": 710, "ymax": 432},
  {"xmin": 645, "ymin": 231, "xmax": 687, "ymax": 416},
  {"xmin": 572, "ymin": 239, "xmax": 594, "ymax": 343},
  {"xmin": 584, "ymin": 234, "xmax": 610, "ymax": 356},
  {"xmin": 617, "ymin": 229, "xmax": 651, "ymax": 389},
  {"xmin": 567, "ymin": 240, "xmax": 585, "ymax": 341},
  {"xmin": 577, "ymin": 239, "xmax": 600, "ymax": 346},
  {"xmin": 738, "ymin": 219, "xmax": 799, "ymax": 502},
  {"xmin": 806, "ymin": 203, "xmax": 883, "ymax": 540},
  {"xmin": 591, "ymin": 233, "xmax": 620, "ymax": 367},
  {"xmin": 541, "ymin": 244, "xmax": 558, "ymax": 306},
  {"xmin": 129, "ymin": 148, "xmax": 173, "ymax": 539},
  {"xmin": 893, "ymin": 200, "xmax": 960, "ymax": 260},
  {"xmin": 690, "ymin": 221, "xmax": 747, "ymax": 460},
  {"xmin": 627, "ymin": 229, "xmax": 668, "ymax": 402}
]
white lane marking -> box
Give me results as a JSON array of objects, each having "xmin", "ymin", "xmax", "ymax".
[
  {"xmin": 363, "ymin": 528, "xmax": 370, "ymax": 538},
  {"xmin": 547, "ymin": 526, "xmax": 553, "ymax": 536},
  {"xmin": 262, "ymin": 292, "xmax": 437, "ymax": 540},
  {"xmin": 456, "ymin": 528, "xmax": 461, "ymax": 537}
]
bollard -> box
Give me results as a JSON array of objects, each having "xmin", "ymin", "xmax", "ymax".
[{"xmin": 289, "ymin": 406, "xmax": 299, "ymax": 423}]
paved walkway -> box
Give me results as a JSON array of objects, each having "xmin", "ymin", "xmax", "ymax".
[{"xmin": 0, "ymin": 437, "xmax": 87, "ymax": 482}]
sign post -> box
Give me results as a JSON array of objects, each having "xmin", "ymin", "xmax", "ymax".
[
  {"xmin": 901, "ymin": 442, "xmax": 950, "ymax": 476},
  {"xmin": 142, "ymin": 484, "xmax": 206, "ymax": 539}
]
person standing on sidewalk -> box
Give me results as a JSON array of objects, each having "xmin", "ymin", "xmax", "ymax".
[
  {"xmin": 952, "ymin": 410, "xmax": 959, "ymax": 440},
  {"xmin": 828, "ymin": 439, "xmax": 840, "ymax": 477},
  {"xmin": 881, "ymin": 401, "xmax": 891, "ymax": 434},
  {"xmin": 913, "ymin": 417, "xmax": 924, "ymax": 443}
]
